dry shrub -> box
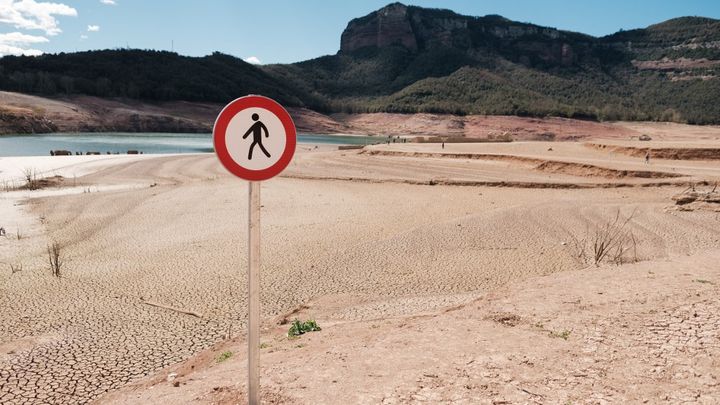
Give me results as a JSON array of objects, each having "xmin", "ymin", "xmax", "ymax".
[
  {"xmin": 569, "ymin": 209, "xmax": 639, "ymax": 266},
  {"xmin": 48, "ymin": 242, "xmax": 63, "ymax": 277}
]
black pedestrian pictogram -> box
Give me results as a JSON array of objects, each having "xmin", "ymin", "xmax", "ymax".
[{"xmin": 243, "ymin": 113, "xmax": 271, "ymax": 160}]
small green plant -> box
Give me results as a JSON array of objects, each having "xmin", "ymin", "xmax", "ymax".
[
  {"xmin": 695, "ymin": 279, "xmax": 714, "ymax": 285},
  {"xmin": 288, "ymin": 319, "xmax": 321, "ymax": 337},
  {"xmin": 259, "ymin": 342, "xmax": 271, "ymax": 349},
  {"xmin": 216, "ymin": 351, "xmax": 233, "ymax": 363},
  {"xmin": 549, "ymin": 329, "xmax": 572, "ymax": 340}
]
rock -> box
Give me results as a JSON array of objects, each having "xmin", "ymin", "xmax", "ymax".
[
  {"xmin": 672, "ymin": 189, "xmax": 720, "ymax": 208},
  {"xmin": 51, "ymin": 150, "xmax": 72, "ymax": 156},
  {"xmin": 672, "ymin": 193, "xmax": 700, "ymax": 205},
  {"xmin": 341, "ymin": 3, "xmax": 418, "ymax": 52},
  {"xmin": 339, "ymin": 3, "xmax": 579, "ymax": 66}
]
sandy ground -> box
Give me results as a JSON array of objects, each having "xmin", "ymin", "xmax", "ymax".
[{"xmin": 0, "ymin": 138, "xmax": 719, "ymax": 404}]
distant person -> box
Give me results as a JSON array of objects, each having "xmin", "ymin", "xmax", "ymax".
[
  {"xmin": 645, "ymin": 151, "xmax": 650, "ymax": 164},
  {"xmin": 442, "ymin": 142, "xmax": 445, "ymax": 149},
  {"xmin": 242, "ymin": 113, "xmax": 271, "ymax": 160},
  {"xmin": 0, "ymin": 227, "xmax": 5, "ymax": 237}
]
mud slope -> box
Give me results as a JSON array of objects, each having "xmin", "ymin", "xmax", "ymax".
[{"xmin": 587, "ymin": 142, "xmax": 720, "ymax": 160}]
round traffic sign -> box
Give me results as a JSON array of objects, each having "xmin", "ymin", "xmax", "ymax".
[{"xmin": 213, "ymin": 95, "xmax": 297, "ymax": 181}]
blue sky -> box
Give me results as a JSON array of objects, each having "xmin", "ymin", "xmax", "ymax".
[{"xmin": 0, "ymin": 0, "xmax": 719, "ymax": 63}]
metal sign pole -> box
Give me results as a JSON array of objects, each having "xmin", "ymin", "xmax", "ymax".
[
  {"xmin": 214, "ymin": 95, "xmax": 295, "ymax": 404},
  {"xmin": 248, "ymin": 181, "xmax": 261, "ymax": 405}
]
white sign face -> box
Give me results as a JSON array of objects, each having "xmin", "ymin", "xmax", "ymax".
[
  {"xmin": 214, "ymin": 95, "xmax": 296, "ymax": 181},
  {"xmin": 225, "ymin": 107, "xmax": 287, "ymax": 171}
]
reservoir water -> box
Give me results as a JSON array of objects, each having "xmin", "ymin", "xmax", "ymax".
[{"xmin": 0, "ymin": 133, "xmax": 379, "ymax": 157}]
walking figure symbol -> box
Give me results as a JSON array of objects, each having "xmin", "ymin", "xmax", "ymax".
[{"xmin": 242, "ymin": 113, "xmax": 271, "ymax": 160}]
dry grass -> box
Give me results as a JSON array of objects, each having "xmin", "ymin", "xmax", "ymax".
[{"xmin": 23, "ymin": 168, "xmax": 40, "ymax": 190}]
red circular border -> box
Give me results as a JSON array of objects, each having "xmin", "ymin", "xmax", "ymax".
[{"xmin": 213, "ymin": 95, "xmax": 296, "ymax": 181}]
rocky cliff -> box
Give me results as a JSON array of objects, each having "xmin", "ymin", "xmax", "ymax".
[
  {"xmin": 339, "ymin": 3, "xmax": 586, "ymax": 67},
  {"xmin": 340, "ymin": 3, "xmax": 418, "ymax": 52}
]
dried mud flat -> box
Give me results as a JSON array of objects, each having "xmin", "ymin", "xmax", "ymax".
[
  {"xmin": 0, "ymin": 135, "xmax": 719, "ymax": 404},
  {"xmin": 102, "ymin": 249, "xmax": 720, "ymax": 405}
]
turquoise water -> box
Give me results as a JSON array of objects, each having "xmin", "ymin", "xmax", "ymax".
[{"xmin": 0, "ymin": 133, "xmax": 379, "ymax": 157}]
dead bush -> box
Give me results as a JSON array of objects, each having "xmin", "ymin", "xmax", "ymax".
[
  {"xmin": 48, "ymin": 242, "xmax": 63, "ymax": 277},
  {"xmin": 568, "ymin": 209, "xmax": 639, "ymax": 266}
]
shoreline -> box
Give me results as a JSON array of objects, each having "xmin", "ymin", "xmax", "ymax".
[
  {"xmin": 0, "ymin": 130, "xmax": 381, "ymax": 139},
  {"xmin": 4, "ymin": 91, "xmax": 720, "ymax": 142}
]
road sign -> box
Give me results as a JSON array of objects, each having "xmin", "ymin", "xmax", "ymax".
[
  {"xmin": 213, "ymin": 95, "xmax": 297, "ymax": 181},
  {"xmin": 213, "ymin": 95, "xmax": 296, "ymax": 405}
]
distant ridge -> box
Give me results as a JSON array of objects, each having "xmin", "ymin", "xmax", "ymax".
[{"xmin": 1, "ymin": 3, "xmax": 719, "ymax": 124}]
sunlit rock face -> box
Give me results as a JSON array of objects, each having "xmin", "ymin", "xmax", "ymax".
[
  {"xmin": 341, "ymin": 3, "xmax": 418, "ymax": 52},
  {"xmin": 339, "ymin": 2, "xmax": 581, "ymax": 67}
]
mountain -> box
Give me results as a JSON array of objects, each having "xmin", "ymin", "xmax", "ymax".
[
  {"xmin": 266, "ymin": 3, "xmax": 719, "ymax": 123},
  {"xmin": 603, "ymin": 16, "xmax": 720, "ymax": 61},
  {"xmin": 1, "ymin": 3, "xmax": 719, "ymax": 125}
]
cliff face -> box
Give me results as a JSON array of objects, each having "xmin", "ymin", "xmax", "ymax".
[
  {"xmin": 340, "ymin": 3, "xmax": 418, "ymax": 52},
  {"xmin": 339, "ymin": 3, "xmax": 586, "ymax": 67}
]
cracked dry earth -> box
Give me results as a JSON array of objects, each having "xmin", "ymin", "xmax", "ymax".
[
  {"xmin": 103, "ymin": 250, "xmax": 720, "ymax": 405},
  {"xmin": 1, "ymin": 153, "xmax": 720, "ymax": 404}
]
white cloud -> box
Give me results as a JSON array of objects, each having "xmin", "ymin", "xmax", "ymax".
[
  {"xmin": 0, "ymin": 0, "xmax": 77, "ymax": 36},
  {"xmin": 244, "ymin": 56, "xmax": 261, "ymax": 65},
  {"xmin": 0, "ymin": 43, "xmax": 42, "ymax": 55},
  {"xmin": 79, "ymin": 34, "xmax": 87, "ymax": 40},
  {"xmin": 87, "ymin": 24, "xmax": 99, "ymax": 32},
  {"xmin": 0, "ymin": 30, "xmax": 47, "ymax": 56},
  {"xmin": 100, "ymin": 0, "xmax": 115, "ymax": 4},
  {"xmin": 0, "ymin": 30, "xmax": 47, "ymax": 45}
]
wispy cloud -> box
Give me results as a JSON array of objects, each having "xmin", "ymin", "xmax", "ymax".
[
  {"xmin": 80, "ymin": 34, "xmax": 87, "ymax": 40},
  {"xmin": 0, "ymin": 0, "xmax": 78, "ymax": 36},
  {"xmin": 0, "ymin": 31, "xmax": 48, "ymax": 56},
  {"xmin": 244, "ymin": 56, "xmax": 261, "ymax": 65},
  {"xmin": 100, "ymin": 0, "xmax": 116, "ymax": 4},
  {"xmin": 87, "ymin": 24, "xmax": 99, "ymax": 32}
]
